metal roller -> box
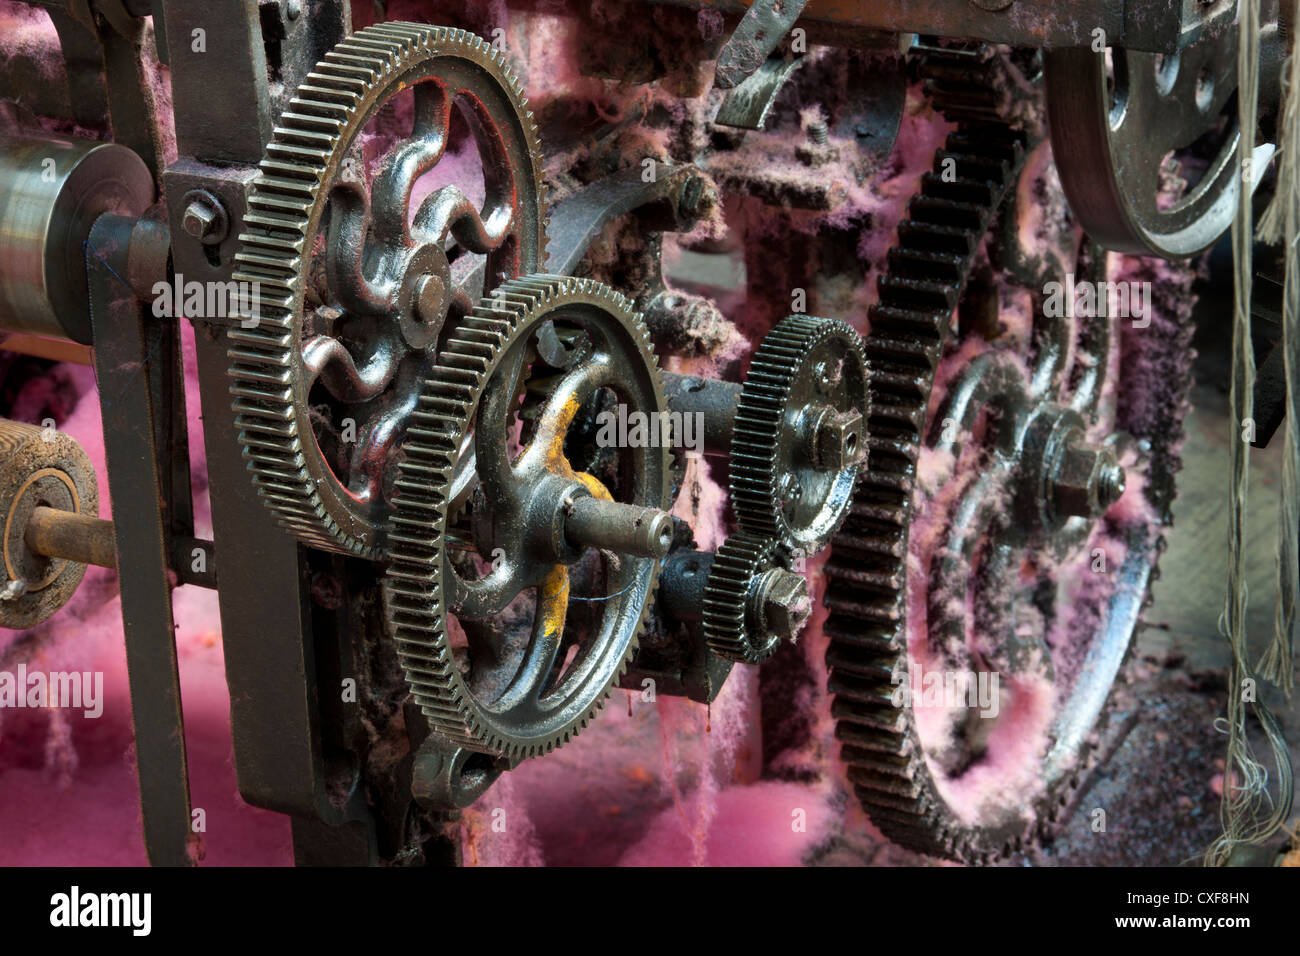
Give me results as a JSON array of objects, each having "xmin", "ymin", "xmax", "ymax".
[
  {"xmin": 0, "ymin": 135, "xmax": 152, "ymax": 343},
  {"xmin": 0, "ymin": 418, "xmax": 104, "ymax": 629}
]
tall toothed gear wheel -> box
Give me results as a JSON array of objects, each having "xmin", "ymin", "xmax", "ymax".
[
  {"xmin": 383, "ymin": 275, "xmax": 671, "ymax": 760},
  {"xmin": 703, "ymin": 532, "xmax": 810, "ymax": 665},
  {"xmin": 229, "ymin": 22, "xmax": 546, "ymax": 557},
  {"xmin": 822, "ymin": 42, "xmax": 1196, "ymax": 863},
  {"xmin": 730, "ymin": 315, "xmax": 869, "ymax": 557}
]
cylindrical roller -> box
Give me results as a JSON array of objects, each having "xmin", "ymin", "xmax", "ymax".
[
  {"xmin": 0, "ymin": 418, "xmax": 99, "ymax": 628},
  {"xmin": 26, "ymin": 506, "xmax": 116, "ymax": 570},
  {"xmin": 663, "ymin": 372, "xmax": 743, "ymax": 457},
  {"xmin": 0, "ymin": 135, "xmax": 153, "ymax": 343},
  {"xmin": 566, "ymin": 497, "xmax": 674, "ymax": 559},
  {"xmin": 659, "ymin": 549, "xmax": 715, "ymax": 623}
]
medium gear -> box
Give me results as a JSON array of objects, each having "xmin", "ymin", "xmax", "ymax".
[
  {"xmin": 230, "ymin": 22, "xmax": 546, "ymax": 558},
  {"xmin": 703, "ymin": 532, "xmax": 810, "ymax": 665},
  {"xmin": 729, "ymin": 314, "xmax": 869, "ymax": 557},
  {"xmin": 384, "ymin": 274, "xmax": 670, "ymax": 760}
]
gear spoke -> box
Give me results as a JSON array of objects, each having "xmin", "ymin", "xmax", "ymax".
[{"xmin": 413, "ymin": 183, "xmax": 513, "ymax": 253}]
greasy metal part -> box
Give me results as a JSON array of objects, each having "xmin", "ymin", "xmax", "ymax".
[
  {"xmin": 0, "ymin": 136, "xmax": 151, "ymax": 343},
  {"xmin": 411, "ymin": 739, "xmax": 506, "ymax": 811},
  {"xmin": 647, "ymin": 0, "xmax": 1230, "ymax": 53},
  {"xmin": 0, "ymin": 418, "xmax": 98, "ymax": 629},
  {"xmin": 663, "ymin": 372, "xmax": 742, "ymax": 456},
  {"xmin": 87, "ymin": 212, "xmax": 194, "ymax": 867},
  {"xmin": 703, "ymin": 532, "xmax": 808, "ymax": 664},
  {"xmin": 544, "ymin": 164, "xmax": 712, "ymax": 277},
  {"xmin": 730, "ymin": 314, "xmax": 869, "ymax": 557},
  {"xmin": 565, "ymin": 497, "xmax": 675, "ymax": 559},
  {"xmin": 230, "ymin": 22, "xmax": 547, "ymax": 558},
  {"xmin": 384, "ymin": 275, "xmax": 669, "ymax": 760},
  {"xmin": 659, "ymin": 548, "xmax": 714, "ymax": 622},
  {"xmin": 714, "ymin": 0, "xmax": 810, "ymax": 90},
  {"xmin": 1045, "ymin": 27, "xmax": 1272, "ymax": 258},
  {"xmin": 835, "ymin": 54, "xmax": 908, "ymax": 165},
  {"xmin": 26, "ymin": 506, "xmax": 117, "ymax": 569},
  {"xmin": 624, "ymin": 548, "xmax": 737, "ymax": 703},
  {"xmin": 163, "ymin": 160, "xmax": 260, "ymax": 312},
  {"xmin": 715, "ymin": 55, "xmax": 807, "ymax": 130}
]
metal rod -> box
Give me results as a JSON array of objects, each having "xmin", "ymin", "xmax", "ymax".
[
  {"xmin": 26, "ymin": 506, "xmax": 117, "ymax": 569},
  {"xmin": 663, "ymin": 372, "xmax": 742, "ymax": 457},
  {"xmin": 566, "ymin": 498, "xmax": 675, "ymax": 559}
]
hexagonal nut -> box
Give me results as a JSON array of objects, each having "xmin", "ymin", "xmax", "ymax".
[
  {"xmin": 756, "ymin": 569, "xmax": 812, "ymax": 641},
  {"xmin": 815, "ymin": 409, "xmax": 864, "ymax": 471},
  {"xmin": 1052, "ymin": 443, "xmax": 1124, "ymax": 518},
  {"xmin": 182, "ymin": 201, "xmax": 215, "ymax": 238}
]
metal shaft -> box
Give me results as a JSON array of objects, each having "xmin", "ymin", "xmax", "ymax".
[
  {"xmin": 663, "ymin": 372, "xmax": 742, "ymax": 457},
  {"xmin": 566, "ymin": 497, "xmax": 674, "ymax": 559},
  {"xmin": 25, "ymin": 506, "xmax": 118, "ymax": 570},
  {"xmin": 659, "ymin": 550, "xmax": 714, "ymax": 622}
]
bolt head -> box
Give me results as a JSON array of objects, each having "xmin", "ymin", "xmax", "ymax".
[
  {"xmin": 756, "ymin": 569, "xmax": 812, "ymax": 641},
  {"xmin": 181, "ymin": 192, "xmax": 229, "ymax": 245},
  {"xmin": 1052, "ymin": 442, "xmax": 1125, "ymax": 518},
  {"xmin": 182, "ymin": 201, "xmax": 216, "ymax": 239},
  {"xmin": 815, "ymin": 409, "xmax": 864, "ymax": 471}
]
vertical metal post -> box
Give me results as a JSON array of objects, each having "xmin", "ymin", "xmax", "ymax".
[{"xmin": 87, "ymin": 213, "xmax": 195, "ymax": 866}]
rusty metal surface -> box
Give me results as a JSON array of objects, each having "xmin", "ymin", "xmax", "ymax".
[
  {"xmin": 714, "ymin": 0, "xmax": 809, "ymax": 90},
  {"xmin": 26, "ymin": 506, "xmax": 117, "ymax": 569}
]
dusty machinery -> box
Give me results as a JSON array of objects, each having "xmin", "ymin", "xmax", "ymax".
[{"xmin": 0, "ymin": 0, "xmax": 1287, "ymax": 865}]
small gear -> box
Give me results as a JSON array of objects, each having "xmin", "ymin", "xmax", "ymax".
[
  {"xmin": 703, "ymin": 532, "xmax": 810, "ymax": 665},
  {"xmin": 729, "ymin": 315, "xmax": 869, "ymax": 556},
  {"xmin": 231, "ymin": 22, "xmax": 547, "ymax": 558},
  {"xmin": 384, "ymin": 274, "xmax": 670, "ymax": 760}
]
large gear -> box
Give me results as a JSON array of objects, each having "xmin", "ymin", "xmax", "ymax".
[
  {"xmin": 822, "ymin": 44, "xmax": 1193, "ymax": 863},
  {"xmin": 729, "ymin": 314, "xmax": 869, "ymax": 557},
  {"xmin": 384, "ymin": 274, "xmax": 670, "ymax": 760},
  {"xmin": 230, "ymin": 22, "xmax": 546, "ymax": 558}
]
